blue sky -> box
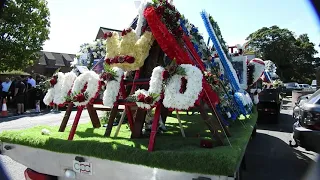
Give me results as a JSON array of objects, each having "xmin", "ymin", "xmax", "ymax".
[{"xmin": 43, "ymin": 0, "xmax": 320, "ymax": 57}]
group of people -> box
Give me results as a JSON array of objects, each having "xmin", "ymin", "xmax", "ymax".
[{"xmin": 0, "ymin": 75, "xmax": 38, "ymax": 115}]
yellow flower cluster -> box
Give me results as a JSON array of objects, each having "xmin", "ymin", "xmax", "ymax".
[
  {"xmin": 105, "ymin": 30, "xmax": 154, "ymax": 71},
  {"xmin": 106, "ymin": 33, "xmax": 119, "ymax": 58}
]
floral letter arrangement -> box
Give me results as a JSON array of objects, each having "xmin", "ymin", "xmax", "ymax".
[
  {"xmin": 69, "ymin": 71, "xmax": 102, "ymax": 106},
  {"xmin": 128, "ymin": 64, "xmax": 204, "ymax": 110},
  {"xmin": 104, "ymin": 28, "xmax": 154, "ymax": 71},
  {"xmin": 43, "ymin": 71, "xmax": 77, "ymax": 107}
]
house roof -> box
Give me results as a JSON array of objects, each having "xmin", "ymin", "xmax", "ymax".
[
  {"xmin": 38, "ymin": 51, "xmax": 75, "ymax": 67},
  {"xmin": 95, "ymin": 16, "xmax": 139, "ymax": 40}
]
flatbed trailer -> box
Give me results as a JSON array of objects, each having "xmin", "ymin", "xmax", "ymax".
[{"xmin": 0, "ymin": 109, "xmax": 258, "ymax": 180}]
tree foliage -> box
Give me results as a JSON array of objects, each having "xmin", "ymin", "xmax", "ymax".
[
  {"xmin": 0, "ymin": 0, "xmax": 50, "ymax": 71},
  {"xmin": 246, "ymin": 26, "xmax": 318, "ymax": 83}
]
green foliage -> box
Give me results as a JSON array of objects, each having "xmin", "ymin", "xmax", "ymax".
[
  {"xmin": 103, "ymin": 64, "xmax": 118, "ymax": 79},
  {"xmin": 0, "ymin": 70, "xmax": 30, "ymax": 75},
  {"xmin": 246, "ymin": 26, "xmax": 318, "ymax": 82},
  {"xmin": 208, "ymin": 15, "xmax": 229, "ymax": 56},
  {"xmin": 0, "ymin": 109, "xmax": 258, "ymax": 176},
  {"xmin": 0, "ymin": 0, "xmax": 50, "ymax": 71}
]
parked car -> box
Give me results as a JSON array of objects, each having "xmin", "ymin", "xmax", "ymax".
[
  {"xmin": 291, "ymin": 89, "xmax": 320, "ymax": 152},
  {"xmin": 311, "ymin": 80, "xmax": 317, "ymax": 90},
  {"xmin": 283, "ymin": 82, "xmax": 303, "ymax": 96},
  {"xmin": 293, "ymin": 94, "xmax": 312, "ymax": 119},
  {"xmin": 298, "ymin": 84, "xmax": 311, "ymax": 89}
]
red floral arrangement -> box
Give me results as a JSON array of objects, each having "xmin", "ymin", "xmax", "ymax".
[
  {"xmin": 103, "ymin": 32, "xmax": 113, "ymax": 39},
  {"xmin": 49, "ymin": 75, "xmax": 58, "ymax": 87},
  {"xmin": 105, "ymin": 55, "xmax": 135, "ymax": 65},
  {"xmin": 73, "ymin": 93, "xmax": 86, "ymax": 103},
  {"xmin": 153, "ymin": 0, "xmax": 183, "ymax": 42},
  {"xmin": 121, "ymin": 28, "xmax": 132, "ymax": 36},
  {"xmin": 204, "ymin": 71, "xmax": 219, "ymax": 85},
  {"xmin": 65, "ymin": 83, "xmax": 89, "ymax": 103},
  {"xmin": 136, "ymin": 94, "xmax": 154, "ymax": 104}
]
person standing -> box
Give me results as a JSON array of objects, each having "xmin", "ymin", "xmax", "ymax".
[
  {"xmin": 8, "ymin": 77, "xmax": 16, "ymax": 108},
  {"xmin": 27, "ymin": 75, "xmax": 36, "ymax": 88},
  {"xmin": 1, "ymin": 77, "xmax": 12, "ymax": 104},
  {"xmin": 14, "ymin": 76, "xmax": 26, "ymax": 115},
  {"xmin": 27, "ymin": 75, "xmax": 37, "ymax": 110}
]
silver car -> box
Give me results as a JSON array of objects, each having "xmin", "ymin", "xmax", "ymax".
[
  {"xmin": 291, "ymin": 89, "xmax": 320, "ymax": 152},
  {"xmin": 293, "ymin": 94, "xmax": 312, "ymax": 119}
]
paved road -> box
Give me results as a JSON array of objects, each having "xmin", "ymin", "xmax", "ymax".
[
  {"xmin": 0, "ymin": 110, "xmax": 105, "ymax": 180},
  {"xmin": 243, "ymin": 98, "xmax": 318, "ymax": 180},
  {"xmin": 0, "ymin": 99, "xmax": 318, "ymax": 180}
]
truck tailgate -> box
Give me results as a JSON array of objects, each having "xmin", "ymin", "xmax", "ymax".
[{"xmin": 1, "ymin": 143, "xmax": 234, "ymax": 180}]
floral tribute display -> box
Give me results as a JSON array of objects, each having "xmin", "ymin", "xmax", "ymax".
[
  {"xmin": 55, "ymin": 71, "xmax": 77, "ymax": 105},
  {"xmin": 40, "ymin": 0, "xmax": 263, "ymax": 152},
  {"xmin": 162, "ymin": 64, "xmax": 203, "ymax": 110},
  {"xmin": 127, "ymin": 63, "xmax": 204, "ymax": 110},
  {"xmin": 127, "ymin": 66, "xmax": 165, "ymax": 109},
  {"xmin": 201, "ymin": 10, "xmax": 253, "ymax": 115},
  {"xmin": 104, "ymin": 28, "xmax": 154, "ymax": 71},
  {"xmin": 208, "ymin": 15, "xmax": 229, "ymax": 57},
  {"xmin": 43, "ymin": 72, "xmax": 65, "ymax": 107},
  {"xmin": 73, "ymin": 39, "xmax": 107, "ymax": 69},
  {"xmin": 43, "ymin": 71, "xmax": 79, "ymax": 107},
  {"xmin": 151, "ymin": 0, "xmax": 183, "ymax": 42},
  {"xmin": 68, "ymin": 71, "xmax": 101, "ymax": 107},
  {"xmin": 101, "ymin": 65, "xmax": 124, "ymax": 108},
  {"xmin": 180, "ymin": 17, "xmax": 210, "ymax": 60}
]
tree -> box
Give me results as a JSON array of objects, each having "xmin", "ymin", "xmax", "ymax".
[
  {"xmin": 0, "ymin": 0, "xmax": 50, "ymax": 71},
  {"xmin": 246, "ymin": 26, "xmax": 318, "ymax": 83}
]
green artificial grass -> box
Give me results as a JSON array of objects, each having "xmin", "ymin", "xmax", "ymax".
[{"xmin": 0, "ymin": 108, "xmax": 257, "ymax": 176}]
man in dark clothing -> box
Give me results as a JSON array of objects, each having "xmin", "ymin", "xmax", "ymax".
[
  {"xmin": 21, "ymin": 75, "xmax": 30, "ymax": 111},
  {"xmin": 14, "ymin": 76, "xmax": 26, "ymax": 114},
  {"xmin": 8, "ymin": 77, "xmax": 16, "ymax": 108}
]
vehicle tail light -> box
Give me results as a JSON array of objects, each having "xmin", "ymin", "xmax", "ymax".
[{"xmin": 24, "ymin": 168, "xmax": 56, "ymax": 180}]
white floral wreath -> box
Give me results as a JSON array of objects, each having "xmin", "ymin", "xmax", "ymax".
[
  {"xmin": 43, "ymin": 72, "xmax": 65, "ymax": 106},
  {"xmin": 54, "ymin": 71, "xmax": 77, "ymax": 106},
  {"xmin": 102, "ymin": 67, "xmax": 124, "ymax": 108},
  {"xmin": 71, "ymin": 71, "xmax": 101, "ymax": 106},
  {"xmin": 134, "ymin": 66, "xmax": 165, "ymax": 109},
  {"xmin": 163, "ymin": 64, "xmax": 203, "ymax": 110}
]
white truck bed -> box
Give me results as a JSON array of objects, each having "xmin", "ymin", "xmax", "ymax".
[{"xmin": 1, "ymin": 142, "xmax": 237, "ymax": 180}]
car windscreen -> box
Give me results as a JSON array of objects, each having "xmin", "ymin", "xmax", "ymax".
[{"xmin": 306, "ymin": 89, "xmax": 320, "ymax": 103}]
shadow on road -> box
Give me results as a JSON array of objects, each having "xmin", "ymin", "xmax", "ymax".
[
  {"xmin": 244, "ymin": 132, "xmax": 314, "ymax": 180},
  {"xmin": 257, "ymin": 113, "xmax": 295, "ymax": 133}
]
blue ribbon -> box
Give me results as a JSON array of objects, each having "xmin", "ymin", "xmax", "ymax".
[{"xmin": 200, "ymin": 10, "xmax": 251, "ymax": 115}]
